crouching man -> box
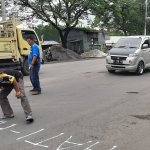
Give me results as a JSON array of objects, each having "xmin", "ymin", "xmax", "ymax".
[{"xmin": 0, "ymin": 69, "xmax": 34, "ymax": 122}]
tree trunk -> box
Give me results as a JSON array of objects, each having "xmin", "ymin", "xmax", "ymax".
[
  {"xmin": 123, "ymin": 30, "xmax": 127, "ymax": 36},
  {"xmin": 61, "ymin": 37, "xmax": 67, "ymax": 48},
  {"xmin": 59, "ymin": 28, "xmax": 73, "ymax": 48},
  {"xmin": 59, "ymin": 30, "xmax": 67, "ymax": 48}
]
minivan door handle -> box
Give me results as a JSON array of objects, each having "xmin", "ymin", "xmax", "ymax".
[{"xmin": 23, "ymin": 48, "xmax": 28, "ymax": 50}]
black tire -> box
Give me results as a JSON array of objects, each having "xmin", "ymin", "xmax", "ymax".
[
  {"xmin": 42, "ymin": 59, "xmax": 45, "ymax": 64},
  {"xmin": 135, "ymin": 61, "xmax": 144, "ymax": 75},
  {"xmin": 108, "ymin": 70, "xmax": 116, "ymax": 73},
  {"xmin": 21, "ymin": 59, "xmax": 29, "ymax": 76}
]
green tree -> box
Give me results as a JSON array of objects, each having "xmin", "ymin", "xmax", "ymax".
[
  {"xmin": 35, "ymin": 24, "xmax": 59, "ymax": 41},
  {"xmin": 93, "ymin": 0, "xmax": 147, "ymax": 36},
  {"xmin": 12, "ymin": 0, "xmax": 93, "ymax": 48},
  {"xmin": 12, "ymin": 0, "xmax": 113, "ymax": 48}
]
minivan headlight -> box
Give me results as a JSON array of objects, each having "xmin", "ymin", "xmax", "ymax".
[{"xmin": 129, "ymin": 53, "xmax": 138, "ymax": 57}]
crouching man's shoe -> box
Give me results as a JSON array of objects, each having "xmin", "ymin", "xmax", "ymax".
[{"xmin": 26, "ymin": 115, "xmax": 34, "ymax": 122}]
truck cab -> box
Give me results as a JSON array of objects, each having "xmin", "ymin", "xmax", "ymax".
[{"xmin": 0, "ymin": 16, "xmax": 43, "ymax": 75}]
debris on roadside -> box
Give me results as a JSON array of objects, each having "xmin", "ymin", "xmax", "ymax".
[
  {"xmin": 81, "ymin": 49, "xmax": 107, "ymax": 58},
  {"xmin": 44, "ymin": 45, "xmax": 83, "ymax": 61}
]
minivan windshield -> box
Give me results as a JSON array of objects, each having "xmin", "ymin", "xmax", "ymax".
[{"xmin": 115, "ymin": 38, "xmax": 142, "ymax": 48}]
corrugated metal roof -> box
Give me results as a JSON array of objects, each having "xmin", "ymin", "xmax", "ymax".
[{"xmin": 41, "ymin": 41, "xmax": 60, "ymax": 45}]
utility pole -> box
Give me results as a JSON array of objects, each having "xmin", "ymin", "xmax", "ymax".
[
  {"xmin": 2, "ymin": 0, "xmax": 6, "ymax": 21},
  {"xmin": 144, "ymin": 0, "xmax": 148, "ymax": 35}
]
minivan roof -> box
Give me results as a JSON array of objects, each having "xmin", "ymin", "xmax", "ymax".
[{"xmin": 121, "ymin": 36, "xmax": 150, "ymax": 40}]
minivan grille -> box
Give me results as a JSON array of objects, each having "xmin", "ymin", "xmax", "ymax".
[{"xmin": 111, "ymin": 56, "xmax": 127, "ymax": 60}]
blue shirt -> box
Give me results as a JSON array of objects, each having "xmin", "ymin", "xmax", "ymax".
[{"xmin": 28, "ymin": 43, "xmax": 41, "ymax": 67}]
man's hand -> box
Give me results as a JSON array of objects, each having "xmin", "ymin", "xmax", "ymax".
[
  {"xmin": 29, "ymin": 65, "xmax": 34, "ymax": 70},
  {"xmin": 16, "ymin": 91, "xmax": 21, "ymax": 98}
]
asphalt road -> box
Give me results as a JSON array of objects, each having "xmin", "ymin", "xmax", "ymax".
[{"xmin": 1, "ymin": 58, "xmax": 150, "ymax": 150}]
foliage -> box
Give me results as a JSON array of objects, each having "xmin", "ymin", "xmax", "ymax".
[
  {"xmin": 93, "ymin": 0, "xmax": 149, "ymax": 36},
  {"xmin": 11, "ymin": 0, "xmax": 99, "ymax": 48},
  {"xmin": 35, "ymin": 24, "xmax": 59, "ymax": 41}
]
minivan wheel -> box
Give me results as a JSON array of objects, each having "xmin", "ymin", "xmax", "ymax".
[
  {"xmin": 135, "ymin": 61, "xmax": 144, "ymax": 75},
  {"xmin": 108, "ymin": 70, "xmax": 116, "ymax": 73}
]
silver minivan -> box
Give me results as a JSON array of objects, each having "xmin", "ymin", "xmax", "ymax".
[{"xmin": 106, "ymin": 36, "xmax": 150, "ymax": 75}]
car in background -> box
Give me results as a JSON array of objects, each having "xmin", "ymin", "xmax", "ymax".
[{"xmin": 106, "ymin": 36, "xmax": 150, "ymax": 75}]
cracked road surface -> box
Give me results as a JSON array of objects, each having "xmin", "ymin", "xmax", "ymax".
[{"xmin": 1, "ymin": 58, "xmax": 150, "ymax": 150}]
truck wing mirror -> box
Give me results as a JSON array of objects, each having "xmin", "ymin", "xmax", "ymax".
[
  {"xmin": 142, "ymin": 44, "xmax": 149, "ymax": 49},
  {"xmin": 41, "ymin": 35, "xmax": 44, "ymax": 43}
]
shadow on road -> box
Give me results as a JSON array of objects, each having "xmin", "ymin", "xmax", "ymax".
[{"xmin": 109, "ymin": 69, "xmax": 150, "ymax": 76}]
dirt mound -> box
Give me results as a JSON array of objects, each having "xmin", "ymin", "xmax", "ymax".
[
  {"xmin": 45, "ymin": 45, "xmax": 83, "ymax": 61},
  {"xmin": 81, "ymin": 49, "xmax": 107, "ymax": 58}
]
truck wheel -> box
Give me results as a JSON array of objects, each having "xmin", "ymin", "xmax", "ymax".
[
  {"xmin": 135, "ymin": 61, "xmax": 144, "ymax": 75},
  {"xmin": 108, "ymin": 70, "xmax": 115, "ymax": 73},
  {"xmin": 42, "ymin": 59, "xmax": 45, "ymax": 64},
  {"xmin": 21, "ymin": 59, "xmax": 29, "ymax": 76}
]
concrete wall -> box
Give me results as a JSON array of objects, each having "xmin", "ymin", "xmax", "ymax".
[
  {"xmin": 98, "ymin": 32, "xmax": 105, "ymax": 44},
  {"xmin": 63, "ymin": 29, "xmax": 106, "ymax": 53},
  {"xmin": 67, "ymin": 30, "xmax": 84, "ymax": 41}
]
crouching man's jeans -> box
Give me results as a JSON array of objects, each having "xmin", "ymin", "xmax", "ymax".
[
  {"xmin": 30, "ymin": 66, "xmax": 41, "ymax": 92},
  {"xmin": 0, "ymin": 79, "xmax": 32, "ymax": 118}
]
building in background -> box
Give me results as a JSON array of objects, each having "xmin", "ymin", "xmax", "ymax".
[
  {"xmin": 41, "ymin": 41, "xmax": 60, "ymax": 50},
  {"xmin": 61, "ymin": 28, "xmax": 108, "ymax": 54}
]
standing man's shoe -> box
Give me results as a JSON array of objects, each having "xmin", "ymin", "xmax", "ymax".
[
  {"xmin": 31, "ymin": 92, "xmax": 41, "ymax": 95},
  {"xmin": 29, "ymin": 89, "xmax": 36, "ymax": 92}
]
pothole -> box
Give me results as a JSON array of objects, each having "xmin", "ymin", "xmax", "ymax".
[
  {"xmin": 97, "ymin": 71, "xmax": 107, "ymax": 73},
  {"xmin": 131, "ymin": 115, "xmax": 150, "ymax": 120},
  {"xmin": 89, "ymin": 135, "xmax": 98, "ymax": 139},
  {"xmin": 127, "ymin": 92, "xmax": 138, "ymax": 94}
]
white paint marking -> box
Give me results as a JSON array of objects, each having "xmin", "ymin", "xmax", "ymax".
[
  {"xmin": 84, "ymin": 142, "xmax": 100, "ymax": 150},
  {"xmin": 10, "ymin": 130, "xmax": 20, "ymax": 134},
  {"xmin": 56, "ymin": 136, "xmax": 92, "ymax": 150},
  {"xmin": 24, "ymin": 133, "xmax": 64, "ymax": 148},
  {"xmin": 110, "ymin": 146, "xmax": 117, "ymax": 150},
  {"xmin": 16, "ymin": 129, "xmax": 44, "ymax": 140},
  {"xmin": 38, "ymin": 133, "xmax": 64, "ymax": 144},
  {"xmin": 0, "ymin": 121, "xmax": 6, "ymax": 124},
  {"xmin": 0, "ymin": 124, "xmax": 16, "ymax": 130},
  {"xmin": 25, "ymin": 140, "xmax": 49, "ymax": 148}
]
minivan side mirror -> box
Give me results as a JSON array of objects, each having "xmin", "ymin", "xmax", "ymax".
[{"xmin": 142, "ymin": 44, "xmax": 149, "ymax": 49}]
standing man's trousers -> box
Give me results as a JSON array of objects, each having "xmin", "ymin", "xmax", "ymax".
[
  {"xmin": 30, "ymin": 66, "xmax": 41, "ymax": 92},
  {"xmin": 0, "ymin": 79, "xmax": 32, "ymax": 117}
]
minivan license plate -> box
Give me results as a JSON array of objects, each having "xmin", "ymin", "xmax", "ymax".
[{"xmin": 114, "ymin": 60, "xmax": 123, "ymax": 64}]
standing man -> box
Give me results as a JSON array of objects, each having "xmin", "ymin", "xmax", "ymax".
[
  {"xmin": 27, "ymin": 36, "xmax": 41, "ymax": 95},
  {"xmin": 0, "ymin": 69, "xmax": 33, "ymax": 122}
]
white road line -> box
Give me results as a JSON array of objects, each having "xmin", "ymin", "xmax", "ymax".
[
  {"xmin": 84, "ymin": 142, "xmax": 100, "ymax": 150},
  {"xmin": 24, "ymin": 133, "xmax": 64, "ymax": 148},
  {"xmin": 56, "ymin": 136, "xmax": 92, "ymax": 150},
  {"xmin": 0, "ymin": 124, "xmax": 16, "ymax": 130},
  {"xmin": 10, "ymin": 130, "xmax": 20, "ymax": 133},
  {"xmin": 16, "ymin": 129, "xmax": 44, "ymax": 140},
  {"xmin": 0, "ymin": 121, "xmax": 6, "ymax": 124},
  {"xmin": 38, "ymin": 133, "xmax": 64, "ymax": 144},
  {"xmin": 25, "ymin": 140, "xmax": 49, "ymax": 148},
  {"xmin": 110, "ymin": 146, "xmax": 117, "ymax": 150}
]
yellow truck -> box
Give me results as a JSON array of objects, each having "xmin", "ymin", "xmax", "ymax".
[{"xmin": 0, "ymin": 16, "xmax": 43, "ymax": 75}]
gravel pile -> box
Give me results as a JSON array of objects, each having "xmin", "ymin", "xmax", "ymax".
[
  {"xmin": 45, "ymin": 45, "xmax": 83, "ymax": 61},
  {"xmin": 81, "ymin": 49, "xmax": 107, "ymax": 58}
]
